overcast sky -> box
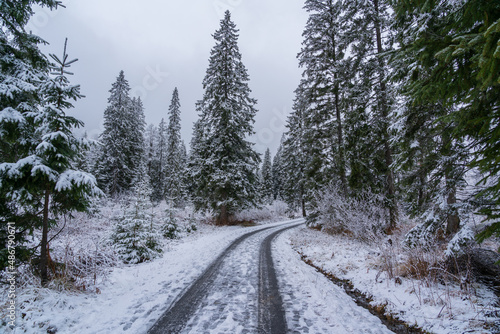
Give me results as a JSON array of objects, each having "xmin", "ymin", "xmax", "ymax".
[{"xmin": 29, "ymin": 0, "xmax": 309, "ymax": 155}]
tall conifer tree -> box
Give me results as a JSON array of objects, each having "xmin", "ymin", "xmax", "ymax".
[
  {"xmin": 190, "ymin": 11, "xmax": 260, "ymax": 225},
  {"xmin": 260, "ymin": 148, "xmax": 273, "ymax": 204},
  {"xmin": 282, "ymin": 84, "xmax": 309, "ymax": 217},
  {"xmin": 97, "ymin": 71, "xmax": 143, "ymax": 197},
  {"xmin": 164, "ymin": 88, "xmax": 186, "ymax": 206},
  {"xmin": 298, "ymin": 0, "xmax": 349, "ymax": 194},
  {"xmin": 1, "ymin": 37, "xmax": 102, "ymax": 284}
]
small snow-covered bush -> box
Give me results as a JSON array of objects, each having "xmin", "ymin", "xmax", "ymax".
[
  {"xmin": 268, "ymin": 200, "xmax": 288, "ymax": 217},
  {"xmin": 185, "ymin": 215, "xmax": 198, "ymax": 233},
  {"xmin": 445, "ymin": 225, "xmax": 475, "ymax": 257},
  {"xmin": 162, "ymin": 207, "xmax": 181, "ymax": 239},
  {"xmin": 111, "ymin": 204, "xmax": 162, "ymax": 264},
  {"xmin": 110, "ymin": 167, "xmax": 162, "ymax": 264},
  {"xmin": 233, "ymin": 200, "xmax": 291, "ymax": 223},
  {"xmin": 311, "ymin": 184, "xmax": 387, "ymax": 243}
]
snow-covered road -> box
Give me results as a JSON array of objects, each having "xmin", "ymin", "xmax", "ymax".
[
  {"xmin": 148, "ymin": 221, "xmax": 301, "ymax": 333},
  {"xmin": 148, "ymin": 220, "xmax": 393, "ymax": 334}
]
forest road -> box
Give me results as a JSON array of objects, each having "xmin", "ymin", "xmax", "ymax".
[{"xmin": 147, "ymin": 219, "xmax": 305, "ymax": 334}]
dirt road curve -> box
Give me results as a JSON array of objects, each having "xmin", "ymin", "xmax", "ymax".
[{"xmin": 147, "ymin": 220, "xmax": 304, "ymax": 334}]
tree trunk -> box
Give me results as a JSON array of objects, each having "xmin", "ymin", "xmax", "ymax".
[
  {"xmin": 300, "ymin": 184, "xmax": 307, "ymax": 218},
  {"xmin": 442, "ymin": 125, "xmax": 460, "ymax": 236},
  {"xmin": 334, "ymin": 88, "xmax": 347, "ymax": 196},
  {"xmin": 373, "ymin": 0, "xmax": 397, "ymax": 231},
  {"xmin": 218, "ymin": 204, "xmax": 229, "ymax": 225},
  {"xmin": 328, "ymin": 4, "xmax": 347, "ymax": 195},
  {"xmin": 446, "ymin": 183, "xmax": 460, "ymax": 235},
  {"xmin": 218, "ymin": 190, "xmax": 229, "ymax": 225},
  {"xmin": 40, "ymin": 187, "xmax": 50, "ymax": 286}
]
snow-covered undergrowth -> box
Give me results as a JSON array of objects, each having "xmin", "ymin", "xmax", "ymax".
[
  {"xmin": 233, "ymin": 200, "xmax": 292, "ymax": 223},
  {"xmin": 311, "ymin": 184, "xmax": 387, "ymax": 243},
  {"xmin": 289, "ymin": 225, "xmax": 500, "ymax": 333},
  {"xmin": 0, "ymin": 200, "xmax": 289, "ymax": 333}
]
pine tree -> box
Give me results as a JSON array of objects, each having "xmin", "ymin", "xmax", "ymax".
[
  {"xmin": 342, "ymin": 0, "xmax": 398, "ymax": 229},
  {"xmin": 164, "ymin": 88, "xmax": 186, "ymax": 206},
  {"xmin": 0, "ymin": 1, "xmax": 62, "ymax": 267},
  {"xmin": 272, "ymin": 136, "xmax": 285, "ymax": 201},
  {"xmin": 191, "ymin": 11, "xmax": 261, "ymax": 225},
  {"xmin": 111, "ymin": 159, "xmax": 161, "ymax": 264},
  {"xmin": 391, "ymin": 0, "xmax": 500, "ymax": 242},
  {"xmin": 282, "ymin": 84, "xmax": 309, "ymax": 217},
  {"xmin": 1, "ymin": 38, "xmax": 103, "ymax": 284},
  {"xmin": 260, "ymin": 148, "xmax": 273, "ymax": 205},
  {"xmin": 298, "ymin": 0, "xmax": 349, "ymax": 194},
  {"xmin": 96, "ymin": 71, "xmax": 143, "ymax": 197}
]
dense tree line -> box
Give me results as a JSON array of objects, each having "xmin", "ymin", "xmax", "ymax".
[{"xmin": 280, "ymin": 0, "xmax": 500, "ymax": 246}]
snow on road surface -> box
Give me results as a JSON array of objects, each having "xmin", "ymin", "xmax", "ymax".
[
  {"xmin": 9, "ymin": 219, "xmax": 397, "ymax": 333},
  {"xmin": 179, "ymin": 225, "xmax": 265, "ymax": 333}
]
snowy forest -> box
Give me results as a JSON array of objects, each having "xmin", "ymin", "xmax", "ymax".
[{"xmin": 1, "ymin": 0, "xmax": 500, "ymax": 333}]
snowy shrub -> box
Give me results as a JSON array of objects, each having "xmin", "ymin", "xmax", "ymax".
[
  {"xmin": 445, "ymin": 225, "xmax": 476, "ymax": 257},
  {"xmin": 111, "ymin": 204, "xmax": 162, "ymax": 264},
  {"xmin": 185, "ymin": 215, "xmax": 198, "ymax": 233},
  {"xmin": 110, "ymin": 168, "xmax": 162, "ymax": 264},
  {"xmin": 403, "ymin": 217, "xmax": 443, "ymax": 250},
  {"xmin": 234, "ymin": 207, "xmax": 272, "ymax": 222},
  {"xmin": 312, "ymin": 184, "xmax": 387, "ymax": 243},
  {"xmin": 403, "ymin": 199, "xmax": 478, "ymax": 253},
  {"xmin": 268, "ymin": 200, "xmax": 288, "ymax": 217},
  {"xmin": 234, "ymin": 200, "xmax": 290, "ymax": 223},
  {"xmin": 162, "ymin": 207, "xmax": 181, "ymax": 239}
]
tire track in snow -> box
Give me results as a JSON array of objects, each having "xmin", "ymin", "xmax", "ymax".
[
  {"xmin": 258, "ymin": 223, "xmax": 304, "ymax": 334},
  {"xmin": 147, "ymin": 219, "xmax": 304, "ymax": 334}
]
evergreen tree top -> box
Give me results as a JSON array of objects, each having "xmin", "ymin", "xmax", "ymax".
[
  {"xmin": 168, "ymin": 87, "xmax": 181, "ymax": 132},
  {"xmin": 108, "ymin": 70, "xmax": 130, "ymax": 105}
]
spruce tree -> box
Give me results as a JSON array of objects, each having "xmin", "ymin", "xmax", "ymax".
[
  {"xmin": 191, "ymin": 11, "xmax": 260, "ymax": 225},
  {"xmin": 144, "ymin": 124, "xmax": 159, "ymax": 202},
  {"xmin": 394, "ymin": 100, "xmax": 469, "ymax": 246},
  {"xmin": 343, "ymin": 67, "xmax": 384, "ymax": 195},
  {"xmin": 298, "ymin": 0, "xmax": 349, "ymax": 194},
  {"xmin": 343, "ymin": 0, "xmax": 398, "ymax": 229},
  {"xmin": 260, "ymin": 148, "xmax": 273, "ymax": 205},
  {"xmin": 272, "ymin": 136, "xmax": 285, "ymax": 201},
  {"xmin": 146, "ymin": 120, "xmax": 168, "ymax": 203},
  {"xmin": 96, "ymin": 71, "xmax": 141, "ymax": 197},
  {"xmin": 282, "ymin": 84, "xmax": 309, "ymax": 217},
  {"xmin": 1, "ymin": 39, "xmax": 102, "ymax": 284},
  {"xmin": 391, "ymin": 0, "xmax": 500, "ymax": 242},
  {"xmin": 130, "ymin": 96, "xmax": 146, "ymax": 178},
  {"xmin": 111, "ymin": 159, "xmax": 161, "ymax": 264},
  {"xmin": 0, "ymin": 0, "xmax": 61, "ymax": 267},
  {"xmin": 187, "ymin": 120, "xmax": 205, "ymax": 206},
  {"xmin": 164, "ymin": 88, "xmax": 186, "ymax": 206}
]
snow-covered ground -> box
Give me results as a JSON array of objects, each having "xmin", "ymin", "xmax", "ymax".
[
  {"xmin": 274, "ymin": 228, "xmax": 393, "ymax": 334},
  {"xmin": 0, "ymin": 220, "xmax": 286, "ymax": 333},
  {"xmin": 2, "ymin": 213, "xmax": 499, "ymax": 334},
  {"xmin": 287, "ymin": 225, "xmax": 500, "ymax": 334}
]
